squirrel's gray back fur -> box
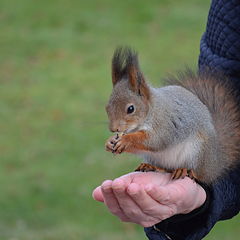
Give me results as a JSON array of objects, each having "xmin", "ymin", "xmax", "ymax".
[{"xmin": 142, "ymin": 70, "xmax": 240, "ymax": 184}]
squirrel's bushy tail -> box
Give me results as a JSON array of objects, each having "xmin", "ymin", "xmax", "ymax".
[{"xmin": 168, "ymin": 69, "xmax": 240, "ymax": 169}]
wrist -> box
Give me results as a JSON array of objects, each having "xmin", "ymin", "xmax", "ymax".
[
  {"xmin": 177, "ymin": 178, "xmax": 207, "ymax": 215},
  {"xmin": 193, "ymin": 183, "xmax": 207, "ymax": 210},
  {"xmin": 153, "ymin": 181, "xmax": 210, "ymax": 232},
  {"xmin": 151, "ymin": 182, "xmax": 211, "ymax": 240},
  {"xmin": 185, "ymin": 182, "xmax": 206, "ymax": 214}
]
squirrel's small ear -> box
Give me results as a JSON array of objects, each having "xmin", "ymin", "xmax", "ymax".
[
  {"xmin": 111, "ymin": 47, "xmax": 150, "ymax": 100},
  {"xmin": 128, "ymin": 65, "xmax": 150, "ymax": 100},
  {"xmin": 127, "ymin": 50, "xmax": 150, "ymax": 101}
]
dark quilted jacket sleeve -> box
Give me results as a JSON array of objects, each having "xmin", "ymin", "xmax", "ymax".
[{"xmin": 145, "ymin": 0, "xmax": 240, "ymax": 239}]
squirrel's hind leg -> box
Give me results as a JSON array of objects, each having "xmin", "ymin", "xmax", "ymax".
[
  {"xmin": 135, "ymin": 164, "xmax": 198, "ymax": 182},
  {"xmin": 187, "ymin": 169, "xmax": 197, "ymax": 180},
  {"xmin": 172, "ymin": 168, "xmax": 188, "ymax": 180},
  {"xmin": 135, "ymin": 163, "xmax": 166, "ymax": 173},
  {"xmin": 171, "ymin": 168, "xmax": 197, "ymax": 181}
]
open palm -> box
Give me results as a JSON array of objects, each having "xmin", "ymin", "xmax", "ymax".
[{"xmin": 93, "ymin": 172, "xmax": 206, "ymax": 227}]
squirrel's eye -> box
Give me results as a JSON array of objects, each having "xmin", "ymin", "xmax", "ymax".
[{"xmin": 127, "ymin": 105, "xmax": 135, "ymax": 114}]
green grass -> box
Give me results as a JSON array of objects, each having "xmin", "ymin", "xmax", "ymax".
[{"xmin": 0, "ymin": 0, "xmax": 239, "ymax": 239}]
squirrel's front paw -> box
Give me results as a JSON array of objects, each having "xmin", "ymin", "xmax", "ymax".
[
  {"xmin": 105, "ymin": 135, "xmax": 119, "ymax": 153},
  {"xmin": 105, "ymin": 134, "xmax": 129, "ymax": 154},
  {"xmin": 112, "ymin": 136, "xmax": 130, "ymax": 154}
]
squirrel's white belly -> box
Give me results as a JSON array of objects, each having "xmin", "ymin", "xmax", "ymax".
[{"xmin": 139, "ymin": 136, "xmax": 202, "ymax": 170}]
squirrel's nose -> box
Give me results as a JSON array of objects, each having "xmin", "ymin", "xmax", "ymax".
[
  {"xmin": 109, "ymin": 123, "xmax": 119, "ymax": 132},
  {"xmin": 110, "ymin": 127, "xmax": 119, "ymax": 133}
]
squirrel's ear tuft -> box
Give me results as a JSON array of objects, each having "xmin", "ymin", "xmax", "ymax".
[
  {"xmin": 112, "ymin": 47, "xmax": 150, "ymax": 100},
  {"xmin": 112, "ymin": 47, "xmax": 129, "ymax": 85}
]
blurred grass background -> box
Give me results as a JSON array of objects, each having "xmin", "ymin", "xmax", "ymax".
[{"xmin": 0, "ymin": 0, "xmax": 239, "ymax": 239}]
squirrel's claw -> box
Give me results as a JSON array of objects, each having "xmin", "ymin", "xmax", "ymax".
[
  {"xmin": 105, "ymin": 134, "xmax": 126, "ymax": 154},
  {"xmin": 171, "ymin": 168, "xmax": 197, "ymax": 181},
  {"xmin": 171, "ymin": 168, "xmax": 188, "ymax": 180},
  {"xmin": 112, "ymin": 138, "xmax": 128, "ymax": 154},
  {"xmin": 105, "ymin": 141, "xmax": 114, "ymax": 152},
  {"xmin": 187, "ymin": 170, "xmax": 197, "ymax": 180},
  {"xmin": 105, "ymin": 135, "xmax": 118, "ymax": 152},
  {"xmin": 135, "ymin": 163, "xmax": 166, "ymax": 173}
]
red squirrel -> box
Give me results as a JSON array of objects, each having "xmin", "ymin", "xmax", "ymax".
[{"xmin": 105, "ymin": 47, "xmax": 240, "ymax": 184}]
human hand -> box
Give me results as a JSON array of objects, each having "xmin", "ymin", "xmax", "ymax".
[{"xmin": 92, "ymin": 172, "xmax": 206, "ymax": 227}]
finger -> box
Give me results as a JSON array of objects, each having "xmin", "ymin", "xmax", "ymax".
[
  {"xmin": 146, "ymin": 184, "xmax": 179, "ymax": 219},
  {"xmin": 127, "ymin": 183, "xmax": 171, "ymax": 219},
  {"xmin": 101, "ymin": 180, "xmax": 130, "ymax": 222},
  {"xmin": 112, "ymin": 179, "xmax": 143, "ymax": 217},
  {"xmin": 92, "ymin": 186, "xmax": 104, "ymax": 202},
  {"xmin": 146, "ymin": 181, "xmax": 190, "ymax": 205},
  {"xmin": 112, "ymin": 179, "xmax": 159, "ymax": 224},
  {"xmin": 145, "ymin": 184, "xmax": 172, "ymax": 204},
  {"xmin": 127, "ymin": 183, "xmax": 156, "ymax": 208}
]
